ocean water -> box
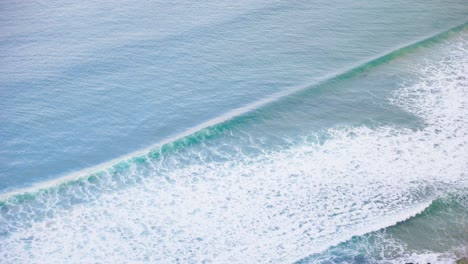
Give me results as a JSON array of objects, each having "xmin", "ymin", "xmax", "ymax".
[{"xmin": 0, "ymin": 1, "xmax": 467, "ymax": 263}]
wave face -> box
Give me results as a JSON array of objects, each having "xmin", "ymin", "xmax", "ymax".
[
  {"xmin": 1, "ymin": 24, "xmax": 467, "ymax": 263},
  {"xmin": 1, "ymin": 0, "xmax": 467, "ymax": 191}
]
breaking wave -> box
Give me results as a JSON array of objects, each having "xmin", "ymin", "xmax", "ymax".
[{"xmin": 0, "ymin": 25, "xmax": 466, "ymax": 263}]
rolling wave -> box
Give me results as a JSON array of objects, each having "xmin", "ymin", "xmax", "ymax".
[
  {"xmin": 0, "ymin": 24, "xmax": 466, "ymax": 263},
  {"xmin": 1, "ymin": 22, "xmax": 466, "ymax": 201},
  {"xmin": 299, "ymin": 191, "xmax": 468, "ymax": 263}
]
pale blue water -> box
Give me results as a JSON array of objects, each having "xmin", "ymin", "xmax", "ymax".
[{"xmin": 0, "ymin": 1, "xmax": 467, "ymax": 263}]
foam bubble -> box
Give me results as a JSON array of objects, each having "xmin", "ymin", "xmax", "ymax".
[{"xmin": 0, "ymin": 32, "xmax": 467, "ymax": 263}]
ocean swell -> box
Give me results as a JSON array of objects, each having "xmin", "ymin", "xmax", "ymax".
[{"xmin": 0, "ymin": 26, "xmax": 467, "ymax": 264}]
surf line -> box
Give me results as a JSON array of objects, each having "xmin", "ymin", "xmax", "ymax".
[{"xmin": 1, "ymin": 22, "xmax": 466, "ymax": 201}]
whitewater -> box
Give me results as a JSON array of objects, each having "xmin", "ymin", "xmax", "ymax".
[{"xmin": 1, "ymin": 25, "xmax": 467, "ymax": 263}]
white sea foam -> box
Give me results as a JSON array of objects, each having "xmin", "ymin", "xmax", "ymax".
[{"xmin": 0, "ymin": 33, "xmax": 467, "ymax": 263}]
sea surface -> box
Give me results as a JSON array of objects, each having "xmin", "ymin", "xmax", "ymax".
[{"xmin": 0, "ymin": 1, "xmax": 467, "ymax": 263}]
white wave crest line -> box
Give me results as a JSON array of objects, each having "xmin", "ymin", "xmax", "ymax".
[{"xmin": 1, "ymin": 25, "xmax": 465, "ymax": 200}]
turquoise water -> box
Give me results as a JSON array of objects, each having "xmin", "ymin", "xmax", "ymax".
[{"xmin": 0, "ymin": 1, "xmax": 467, "ymax": 263}]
